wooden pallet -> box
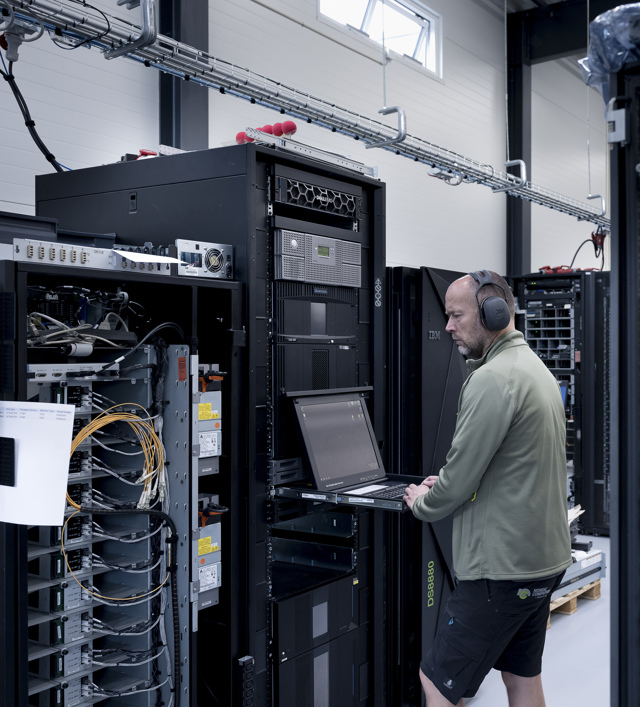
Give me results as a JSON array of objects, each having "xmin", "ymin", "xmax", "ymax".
[{"xmin": 547, "ymin": 579, "xmax": 601, "ymax": 629}]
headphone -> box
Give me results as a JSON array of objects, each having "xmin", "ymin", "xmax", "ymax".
[{"xmin": 468, "ymin": 270, "xmax": 511, "ymax": 331}]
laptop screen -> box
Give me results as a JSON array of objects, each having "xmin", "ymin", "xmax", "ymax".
[{"xmin": 292, "ymin": 392, "xmax": 386, "ymax": 492}]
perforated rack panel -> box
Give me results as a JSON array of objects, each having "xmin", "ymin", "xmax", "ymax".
[{"xmin": 277, "ymin": 179, "xmax": 360, "ymax": 218}]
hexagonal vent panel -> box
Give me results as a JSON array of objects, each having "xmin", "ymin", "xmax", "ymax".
[{"xmin": 284, "ymin": 180, "xmax": 358, "ymax": 217}]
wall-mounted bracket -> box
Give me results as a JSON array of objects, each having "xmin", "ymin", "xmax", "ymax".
[
  {"xmin": 365, "ymin": 106, "xmax": 407, "ymax": 149},
  {"xmin": 492, "ymin": 159, "xmax": 527, "ymax": 193},
  {"xmin": 587, "ymin": 194, "xmax": 606, "ymax": 217},
  {"xmin": 104, "ymin": 0, "xmax": 156, "ymax": 59}
]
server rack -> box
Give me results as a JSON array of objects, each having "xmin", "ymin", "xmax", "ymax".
[
  {"xmin": 35, "ymin": 143, "xmax": 388, "ymax": 706},
  {"xmin": 608, "ymin": 59, "xmax": 640, "ymax": 707},
  {"xmin": 386, "ymin": 266, "xmax": 463, "ymax": 706},
  {"xmin": 0, "ymin": 246, "xmax": 244, "ymax": 707},
  {"xmin": 512, "ymin": 271, "xmax": 611, "ymax": 535}
]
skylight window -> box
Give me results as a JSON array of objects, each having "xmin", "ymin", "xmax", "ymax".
[{"xmin": 319, "ymin": 0, "xmax": 441, "ymax": 76}]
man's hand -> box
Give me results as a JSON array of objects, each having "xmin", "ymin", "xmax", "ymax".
[
  {"xmin": 421, "ymin": 476, "xmax": 439, "ymax": 489},
  {"xmin": 403, "ymin": 483, "xmax": 430, "ymax": 511}
]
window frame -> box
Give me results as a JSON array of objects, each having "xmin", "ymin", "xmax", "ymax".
[{"xmin": 317, "ymin": 0, "xmax": 443, "ymax": 80}]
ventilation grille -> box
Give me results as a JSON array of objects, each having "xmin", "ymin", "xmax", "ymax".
[
  {"xmin": 203, "ymin": 248, "xmax": 224, "ymax": 273},
  {"xmin": 295, "ymin": 653, "xmax": 313, "ymax": 707},
  {"xmin": 284, "ymin": 179, "xmax": 358, "ymax": 217},
  {"xmin": 312, "ymin": 350, "xmax": 329, "ymax": 390},
  {"xmin": 276, "ymin": 255, "xmax": 306, "ymax": 282},
  {"xmin": 342, "ymin": 264, "xmax": 362, "ymax": 288},
  {"xmin": 342, "ymin": 239, "xmax": 361, "ymax": 265}
]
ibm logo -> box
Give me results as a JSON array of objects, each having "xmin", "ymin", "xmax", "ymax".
[{"xmin": 428, "ymin": 330, "xmax": 441, "ymax": 340}]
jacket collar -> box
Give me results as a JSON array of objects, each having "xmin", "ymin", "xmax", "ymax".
[{"xmin": 466, "ymin": 330, "xmax": 525, "ymax": 373}]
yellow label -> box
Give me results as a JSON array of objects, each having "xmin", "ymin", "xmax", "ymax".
[
  {"xmin": 199, "ymin": 403, "xmax": 214, "ymax": 420},
  {"xmin": 212, "ymin": 410, "xmax": 220, "ymax": 419},
  {"xmin": 212, "ymin": 543, "xmax": 219, "ymax": 552},
  {"xmin": 198, "ymin": 537, "xmax": 212, "ymax": 555}
]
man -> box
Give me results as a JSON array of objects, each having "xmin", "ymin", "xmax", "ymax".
[{"xmin": 404, "ymin": 270, "xmax": 572, "ymax": 707}]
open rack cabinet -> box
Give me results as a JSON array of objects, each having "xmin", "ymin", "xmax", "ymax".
[
  {"xmin": 30, "ymin": 142, "xmax": 390, "ymax": 705},
  {"xmin": 512, "ymin": 271, "xmax": 611, "ymax": 535},
  {"xmin": 0, "ymin": 259, "xmax": 244, "ymax": 707}
]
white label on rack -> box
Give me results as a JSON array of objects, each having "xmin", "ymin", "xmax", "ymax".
[{"xmin": 301, "ymin": 493, "xmax": 327, "ymax": 501}]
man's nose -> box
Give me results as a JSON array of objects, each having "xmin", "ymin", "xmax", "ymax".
[{"xmin": 445, "ymin": 318, "xmax": 454, "ymax": 333}]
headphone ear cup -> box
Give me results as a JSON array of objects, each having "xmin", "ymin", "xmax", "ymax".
[{"xmin": 481, "ymin": 296, "xmax": 510, "ymax": 331}]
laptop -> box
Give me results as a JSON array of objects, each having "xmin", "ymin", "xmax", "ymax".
[{"xmin": 279, "ymin": 389, "xmax": 426, "ymax": 511}]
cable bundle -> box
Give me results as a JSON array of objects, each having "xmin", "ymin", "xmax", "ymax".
[{"xmin": 67, "ymin": 403, "xmax": 164, "ymax": 511}]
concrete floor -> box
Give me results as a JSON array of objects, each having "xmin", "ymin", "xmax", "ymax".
[{"xmin": 466, "ymin": 535, "xmax": 611, "ymax": 707}]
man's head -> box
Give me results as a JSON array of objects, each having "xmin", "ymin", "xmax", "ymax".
[{"xmin": 445, "ymin": 270, "xmax": 515, "ymax": 359}]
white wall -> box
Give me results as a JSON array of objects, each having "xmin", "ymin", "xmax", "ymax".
[
  {"xmin": 208, "ymin": 0, "xmax": 509, "ymax": 273},
  {"xmin": 0, "ymin": 1, "xmax": 158, "ymax": 215},
  {"xmin": 531, "ymin": 60, "xmax": 609, "ymax": 273},
  {"xmin": 0, "ymin": 0, "xmax": 608, "ymax": 276}
]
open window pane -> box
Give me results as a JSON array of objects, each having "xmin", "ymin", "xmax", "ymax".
[
  {"xmin": 319, "ymin": 0, "xmax": 370, "ymax": 31},
  {"xmin": 318, "ymin": 0, "xmax": 441, "ymax": 76},
  {"xmin": 368, "ymin": 2, "xmax": 423, "ymax": 60}
]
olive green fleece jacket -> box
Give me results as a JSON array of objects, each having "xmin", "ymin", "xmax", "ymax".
[{"xmin": 412, "ymin": 330, "xmax": 572, "ymax": 581}]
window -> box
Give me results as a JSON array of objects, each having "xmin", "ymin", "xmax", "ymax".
[{"xmin": 319, "ymin": 0, "xmax": 442, "ymax": 77}]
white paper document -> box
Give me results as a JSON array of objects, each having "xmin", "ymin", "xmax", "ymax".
[
  {"xmin": 114, "ymin": 250, "xmax": 185, "ymax": 265},
  {"xmin": 0, "ymin": 401, "xmax": 75, "ymax": 526}
]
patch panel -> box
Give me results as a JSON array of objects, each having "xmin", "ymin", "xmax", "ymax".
[{"xmin": 13, "ymin": 238, "xmax": 174, "ymax": 275}]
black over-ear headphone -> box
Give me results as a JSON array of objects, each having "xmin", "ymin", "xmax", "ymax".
[{"xmin": 468, "ymin": 270, "xmax": 510, "ymax": 331}]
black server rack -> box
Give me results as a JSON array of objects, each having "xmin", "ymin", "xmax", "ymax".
[
  {"xmin": 34, "ymin": 144, "xmax": 388, "ymax": 706},
  {"xmin": 0, "ymin": 225, "xmax": 244, "ymax": 707},
  {"xmin": 608, "ymin": 59, "xmax": 640, "ymax": 707},
  {"xmin": 386, "ymin": 266, "xmax": 463, "ymax": 705},
  {"xmin": 512, "ymin": 271, "xmax": 611, "ymax": 535}
]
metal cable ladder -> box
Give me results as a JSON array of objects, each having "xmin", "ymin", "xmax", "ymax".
[{"xmin": 2, "ymin": 0, "xmax": 610, "ymax": 228}]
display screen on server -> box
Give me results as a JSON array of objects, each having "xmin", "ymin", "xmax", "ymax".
[{"xmin": 294, "ymin": 393, "xmax": 385, "ymax": 491}]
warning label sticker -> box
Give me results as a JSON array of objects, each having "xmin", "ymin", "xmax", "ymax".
[{"xmin": 199, "ymin": 431, "xmax": 219, "ymax": 457}]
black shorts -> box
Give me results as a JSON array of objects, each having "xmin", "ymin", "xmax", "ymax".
[{"xmin": 420, "ymin": 571, "xmax": 565, "ymax": 705}]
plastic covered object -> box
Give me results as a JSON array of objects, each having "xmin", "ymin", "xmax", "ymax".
[{"xmin": 580, "ymin": 3, "xmax": 640, "ymax": 104}]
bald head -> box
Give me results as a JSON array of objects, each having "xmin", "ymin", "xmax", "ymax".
[{"xmin": 445, "ymin": 271, "xmax": 515, "ymax": 359}]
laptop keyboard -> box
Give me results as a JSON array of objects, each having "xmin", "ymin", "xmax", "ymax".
[{"xmin": 369, "ymin": 484, "xmax": 407, "ymax": 500}]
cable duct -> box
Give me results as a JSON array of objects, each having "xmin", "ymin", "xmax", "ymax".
[{"xmin": 3, "ymin": 0, "xmax": 610, "ymax": 228}]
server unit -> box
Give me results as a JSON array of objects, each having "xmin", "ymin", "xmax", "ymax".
[
  {"xmin": 35, "ymin": 143, "xmax": 387, "ymax": 706},
  {"xmin": 513, "ymin": 272, "xmax": 611, "ymax": 535}
]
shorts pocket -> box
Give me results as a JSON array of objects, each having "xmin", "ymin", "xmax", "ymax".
[{"xmin": 429, "ymin": 609, "xmax": 494, "ymax": 700}]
